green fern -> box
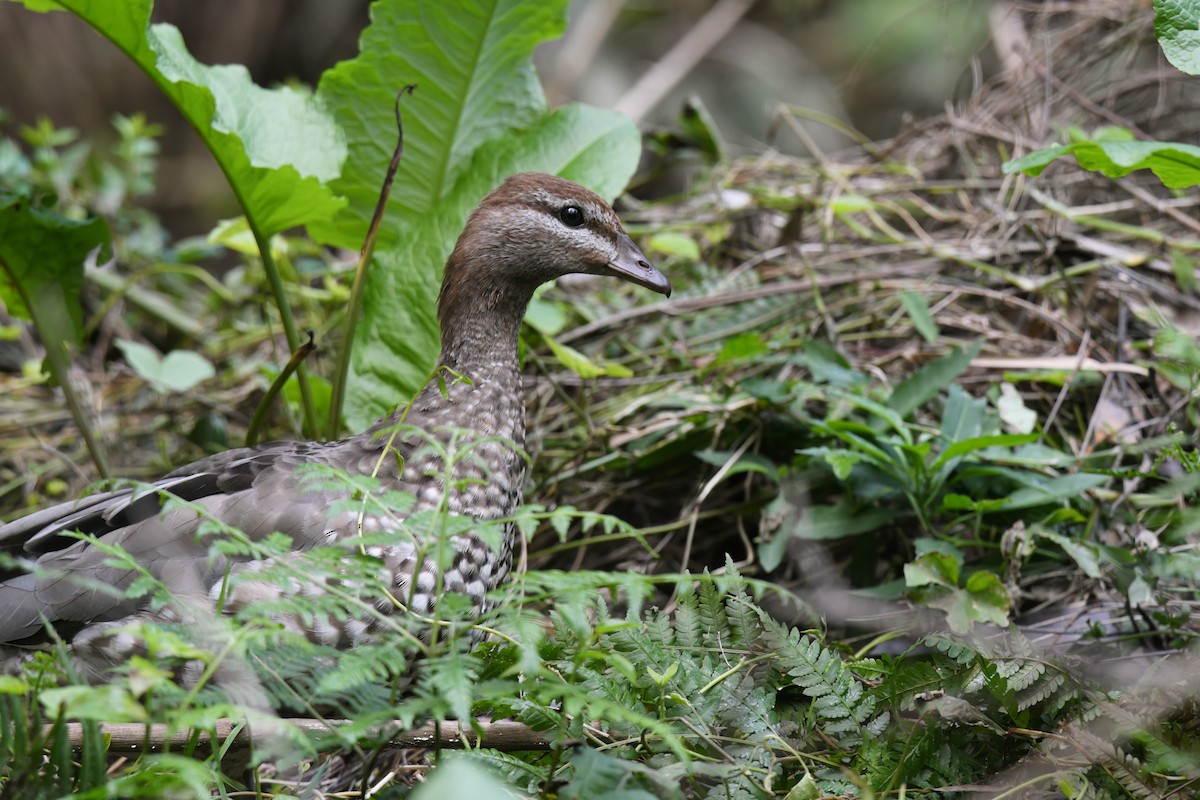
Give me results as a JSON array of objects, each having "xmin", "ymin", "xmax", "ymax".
[{"xmin": 760, "ymin": 614, "xmax": 885, "ymax": 745}]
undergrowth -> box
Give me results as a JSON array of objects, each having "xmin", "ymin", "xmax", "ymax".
[{"xmin": 2, "ymin": 474, "xmax": 1196, "ymax": 798}]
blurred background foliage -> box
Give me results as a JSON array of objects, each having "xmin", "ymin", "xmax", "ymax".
[{"xmin": 0, "ymin": 0, "xmax": 996, "ymax": 230}]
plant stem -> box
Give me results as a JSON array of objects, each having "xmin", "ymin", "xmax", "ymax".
[
  {"xmin": 328, "ymin": 86, "xmax": 416, "ymax": 439},
  {"xmin": 19, "ymin": 282, "xmax": 112, "ymax": 479},
  {"xmin": 246, "ymin": 213, "xmax": 319, "ymax": 438}
]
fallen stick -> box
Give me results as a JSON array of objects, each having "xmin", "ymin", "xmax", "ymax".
[{"xmin": 55, "ymin": 718, "xmax": 552, "ymax": 755}]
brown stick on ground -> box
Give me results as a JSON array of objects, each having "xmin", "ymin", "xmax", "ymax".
[{"xmin": 54, "ymin": 718, "xmax": 552, "ymax": 755}]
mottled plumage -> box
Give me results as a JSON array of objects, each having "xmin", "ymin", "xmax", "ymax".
[{"xmin": 0, "ymin": 173, "xmax": 670, "ymax": 673}]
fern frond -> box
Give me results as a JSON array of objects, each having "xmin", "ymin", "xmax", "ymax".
[{"xmin": 759, "ymin": 615, "xmax": 877, "ymax": 744}]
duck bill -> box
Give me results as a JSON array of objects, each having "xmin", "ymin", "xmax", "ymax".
[{"xmin": 607, "ymin": 233, "xmax": 672, "ymax": 296}]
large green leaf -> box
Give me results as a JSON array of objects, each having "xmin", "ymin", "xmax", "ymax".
[
  {"xmin": 311, "ymin": 0, "xmax": 562, "ymax": 250},
  {"xmin": 1155, "ymin": 0, "xmax": 1200, "ymax": 75},
  {"xmin": 313, "ymin": 0, "xmax": 641, "ymax": 427},
  {"xmin": 7, "ymin": 0, "xmax": 347, "ymax": 236}
]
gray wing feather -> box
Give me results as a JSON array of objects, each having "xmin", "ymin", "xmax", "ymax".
[{"xmin": 0, "ymin": 436, "xmax": 400, "ymax": 643}]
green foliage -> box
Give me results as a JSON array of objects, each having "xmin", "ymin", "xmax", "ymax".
[
  {"xmin": 2, "ymin": 0, "xmax": 643, "ymax": 436},
  {"xmin": 0, "ymin": 189, "xmax": 111, "ymax": 345},
  {"xmin": 1006, "ymin": 0, "xmax": 1200, "ymax": 196},
  {"xmin": 1154, "ymin": 0, "xmax": 1200, "ymax": 75},
  {"xmin": 793, "ymin": 345, "xmax": 1080, "ymax": 540},
  {"xmin": 313, "ymin": 0, "xmax": 641, "ymax": 427},
  {"xmin": 4, "ymin": 5, "xmax": 1200, "ymax": 799},
  {"xmin": 1004, "ymin": 125, "xmax": 1200, "ymax": 190},
  {"xmin": 4, "ymin": 459, "xmax": 1199, "ymax": 797},
  {"xmin": 12, "ymin": 0, "xmax": 346, "ymax": 238},
  {"xmin": 113, "ymin": 339, "xmax": 215, "ymax": 394}
]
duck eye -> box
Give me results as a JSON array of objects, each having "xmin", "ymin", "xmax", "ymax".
[{"xmin": 558, "ymin": 205, "xmax": 585, "ymax": 227}]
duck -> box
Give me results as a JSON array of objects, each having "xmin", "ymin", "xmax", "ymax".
[{"xmin": 0, "ymin": 172, "xmax": 671, "ymax": 672}]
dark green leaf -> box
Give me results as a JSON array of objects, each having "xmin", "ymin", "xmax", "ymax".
[
  {"xmin": 0, "ymin": 191, "xmax": 111, "ymax": 344},
  {"xmin": 933, "ymin": 434, "xmax": 1039, "ymax": 470},
  {"xmin": 798, "ymin": 501, "xmax": 895, "ymax": 540},
  {"xmin": 887, "ymin": 342, "xmax": 981, "ymax": 420}
]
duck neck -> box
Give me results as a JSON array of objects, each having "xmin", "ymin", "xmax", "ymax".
[{"xmin": 436, "ymin": 279, "xmax": 531, "ymax": 382}]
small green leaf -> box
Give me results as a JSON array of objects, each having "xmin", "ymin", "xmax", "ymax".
[
  {"xmin": 830, "ymin": 194, "xmax": 875, "ymax": 214},
  {"xmin": 1170, "ymin": 248, "xmax": 1197, "ymax": 292},
  {"xmin": 996, "ymin": 383, "xmax": 1038, "ymax": 435},
  {"xmin": 1127, "ymin": 575, "xmax": 1154, "ymax": 606},
  {"xmin": 115, "ymin": 339, "xmax": 215, "ymax": 393},
  {"xmin": 647, "ymin": 662, "xmax": 679, "ymax": 686},
  {"xmin": 784, "ymin": 773, "xmax": 821, "ymax": 800},
  {"xmin": 713, "ymin": 332, "xmax": 768, "ymax": 366},
  {"xmin": 905, "ymin": 552, "xmax": 960, "ymax": 588},
  {"xmin": 524, "ymin": 297, "xmax": 568, "ymax": 337},
  {"xmin": 39, "ymin": 685, "xmax": 148, "ymax": 723},
  {"xmin": 1000, "ymin": 472, "xmax": 1107, "ymax": 510},
  {"xmin": 207, "ymin": 216, "xmax": 285, "ymax": 259},
  {"xmin": 741, "ymin": 376, "xmax": 792, "ymax": 404},
  {"xmin": 887, "ymin": 342, "xmax": 981, "ymax": 419},
  {"xmin": 543, "ymin": 335, "xmax": 631, "ymax": 379},
  {"xmin": 899, "ymin": 290, "xmax": 938, "ymax": 344},
  {"xmin": 411, "ymin": 759, "xmax": 513, "ymax": 800},
  {"xmin": 803, "ymin": 448, "xmax": 862, "ymax": 480},
  {"xmin": 798, "ymin": 501, "xmax": 894, "ymax": 540},
  {"xmin": 678, "ymin": 94, "xmax": 725, "ymax": 162},
  {"xmin": 934, "ymin": 433, "xmax": 1038, "ymax": 470},
  {"xmin": 0, "ymin": 675, "xmax": 29, "ymax": 695},
  {"xmin": 964, "ymin": 570, "xmax": 1011, "ymax": 626},
  {"xmin": 798, "ymin": 339, "xmax": 865, "ymax": 387},
  {"xmin": 1154, "ymin": 326, "xmax": 1200, "ymax": 367},
  {"xmin": 1034, "ymin": 529, "xmax": 1103, "ymax": 578},
  {"xmin": 646, "ymin": 231, "xmax": 700, "ymax": 261}
]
